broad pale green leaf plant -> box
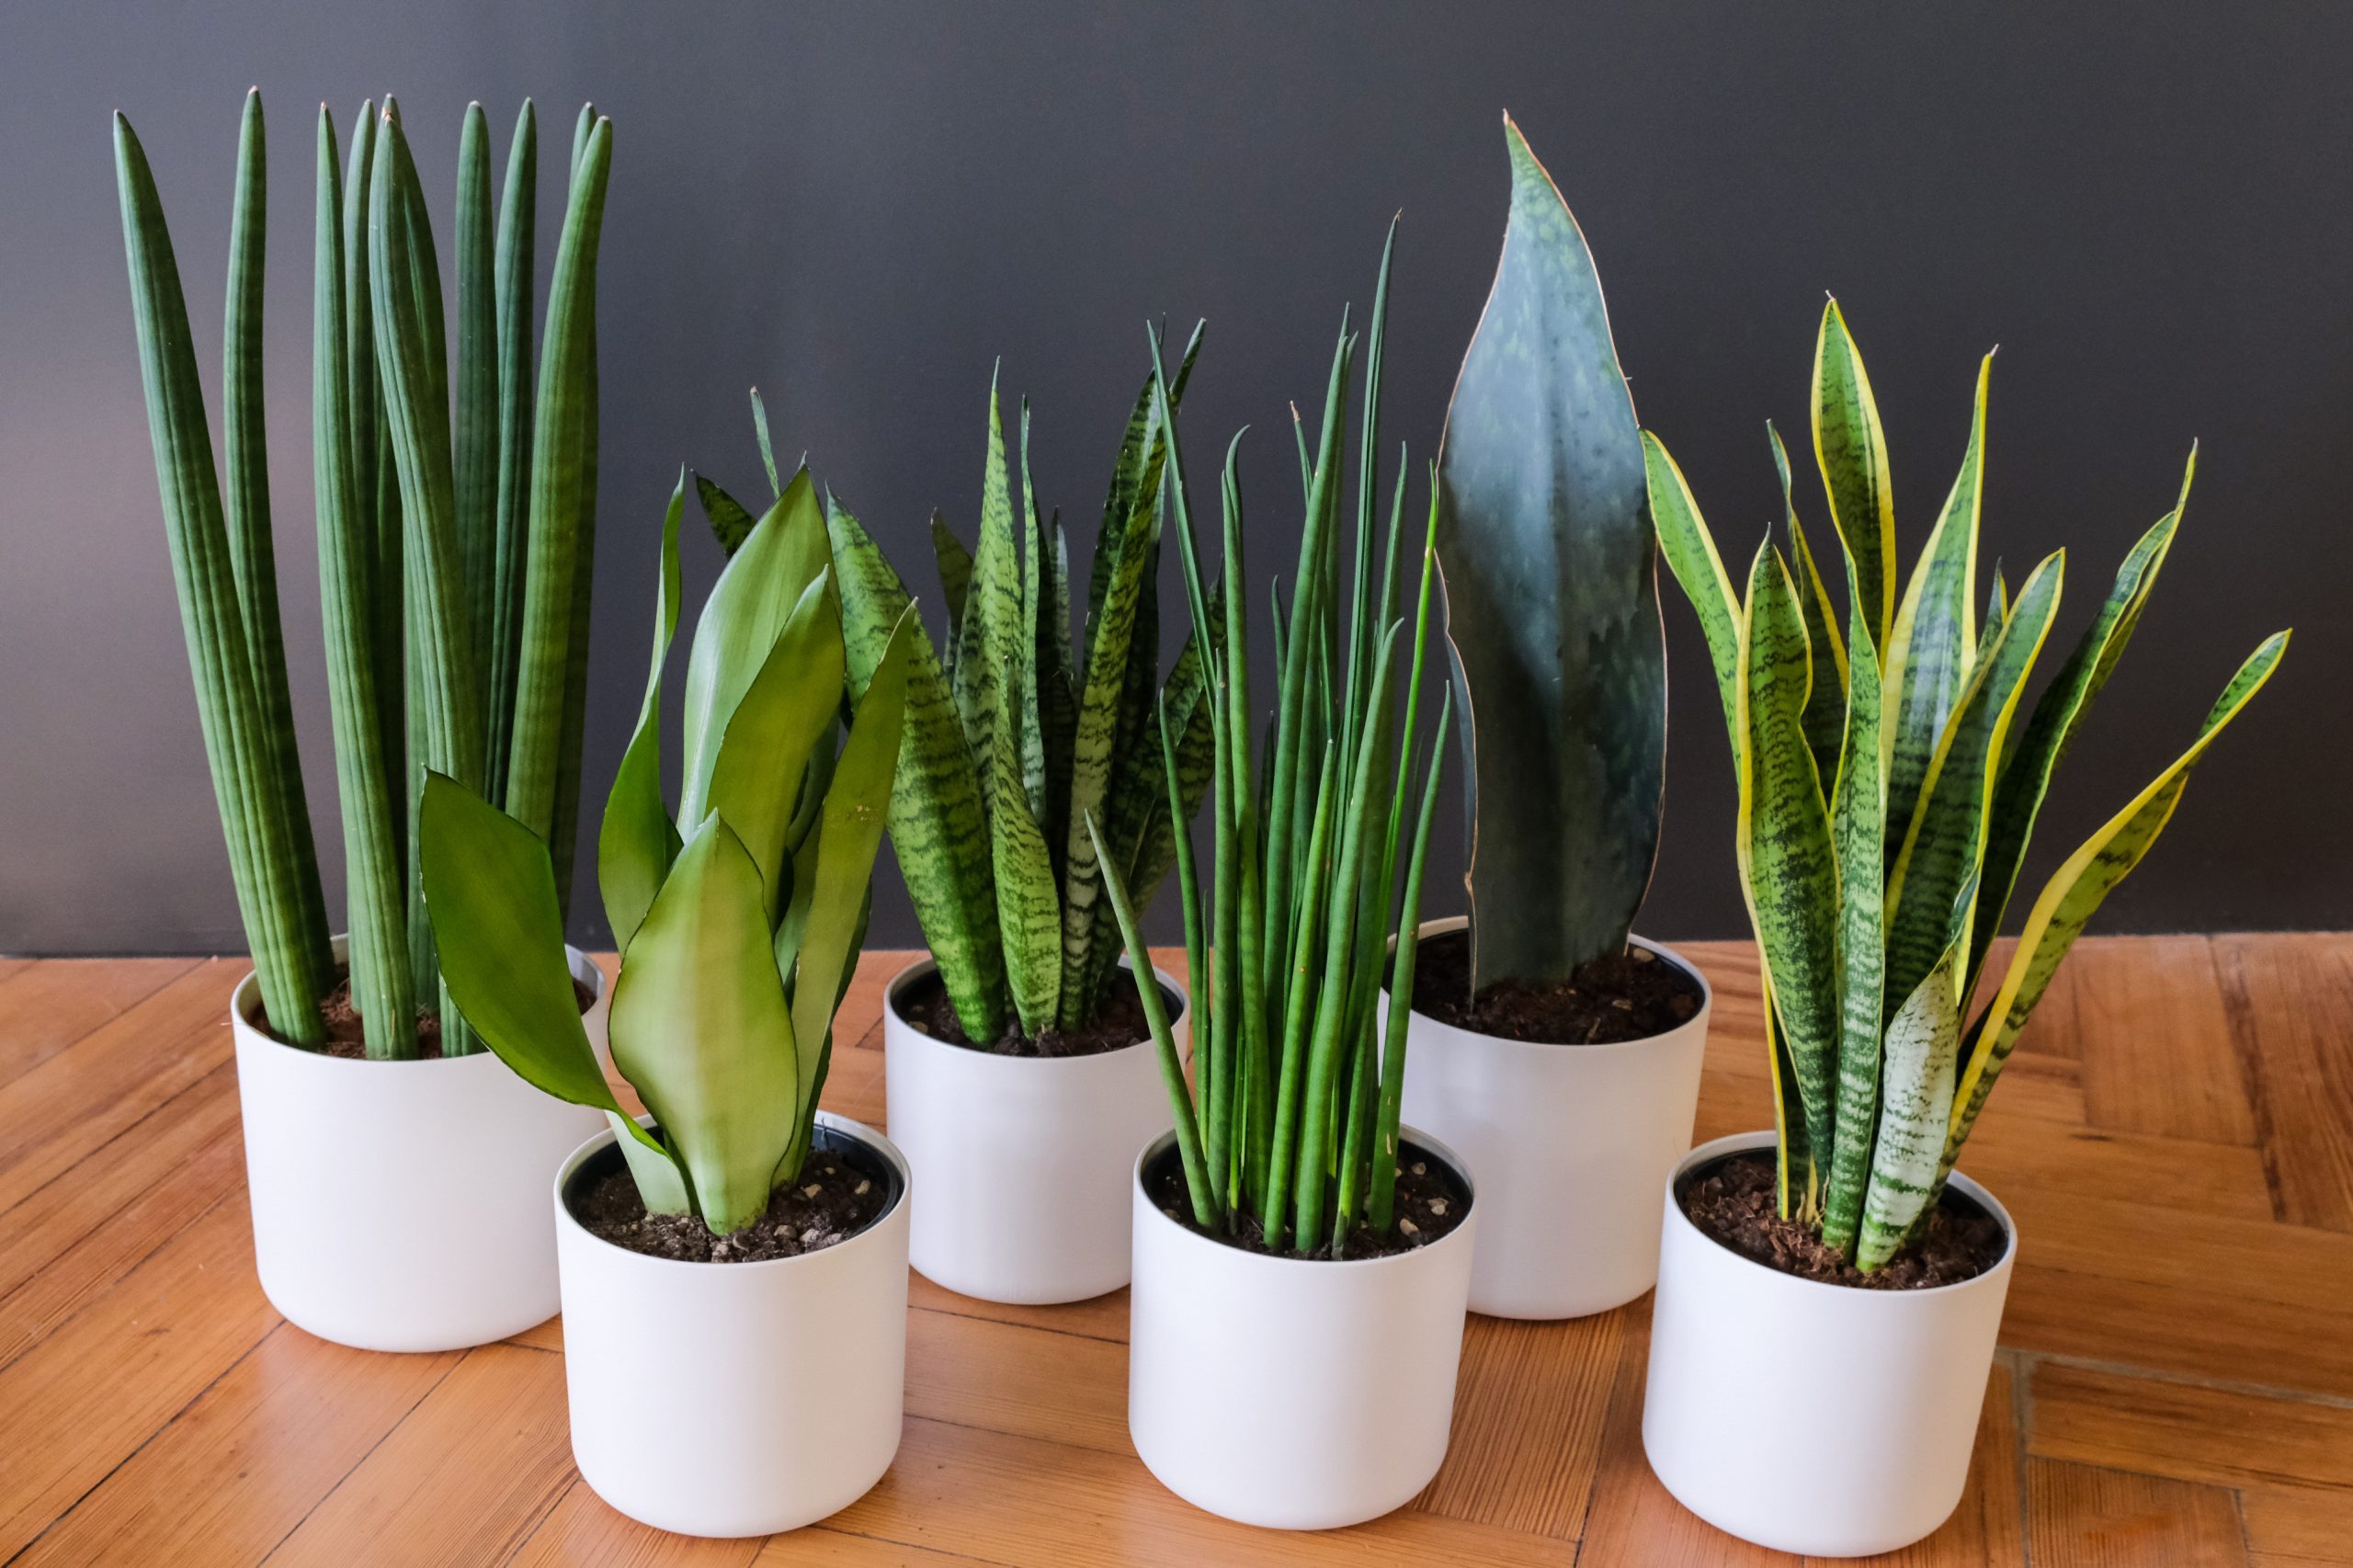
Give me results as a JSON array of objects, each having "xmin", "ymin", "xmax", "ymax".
[
  {"xmin": 1651, "ymin": 302, "xmax": 2286, "ymax": 1268},
  {"xmin": 425, "ymin": 484, "xmax": 915, "ymax": 1233}
]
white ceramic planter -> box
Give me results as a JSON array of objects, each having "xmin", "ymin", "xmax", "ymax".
[
  {"xmin": 231, "ymin": 941, "xmax": 608, "ymax": 1352},
  {"xmin": 556, "ymin": 1112, "xmax": 910, "ymax": 1538},
  {"xmin": 1127, "ymin": 1126, "xmax": 1478, "ymax": 1529},
  {"xmin": 1643, "ymin": 1131, "xmax": 2018, "ymax": 1557},
  {"xmin": 1385, "ymin": 916, "xmax": 1710, "ymax": 1319},
  {"xmin": 884, "ymin": 955, "xmax": 1188, "ymax": 1303}
]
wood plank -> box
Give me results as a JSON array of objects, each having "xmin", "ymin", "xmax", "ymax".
[
  {"xmin": 1573, "ymin": 1304, "xmax": 1785, "ymax": 1565},
  {"xmin": 802, "ymin": 1415, "xmax": 1571, "ymax": 1568},
  {"xmin": 0, "ymin": 1196, "xmax": 278, "ymax": 1558},
  {"xmin": 904, "ymin": 1307, "xmax": 1129, "ymax": 1455},
  {"xmin": 1414, "ymin": 1310, "xmax": 1619, "ymax": 1540},
  {"xmin": 0, "ymin": 1058, "xmax": 245, "ymax": 1364},
  {"xmin": 758, "ymin": 1526, "xmax": 995, "ymax": 1564},
  {"xmin": 1846, "ymin": 1360, "xmax": 2026, "ymax": 1567},
  {"xmin": 0, "ymin": 959, "xmax": 242, "ymax": 1213},
  {"xmin": 507, "ymin": 1478, "xmax": 765, "ymax": 1567},
  {"xmin": 2218, "ymin": 934, "xmax": 2353, "ymax": 1231},
  {"xmin": 15, "ymin": 1322, "xmax": 459, "ymax": 1565},
  {"xmin": 0, "ymin": 956, "xmax": 196, "ymax": 1077},
  {"xmin": 2239, "ymin": 1483, "xmax": 2353, "ymax": 1563},
  {"xmin": 2029, "ymin": 1359, "xmax": 2353, "ymax": 1493},
  {"xmin": 903, "ymin": 1275, "xmax": 1130, "ymax": 1345},
  {"xmin": 2004, "ymin": 1262, "xmax": 2353, "ymax": 1399},
  {"xmin": 1945, "ymin": 1115, "xmax": 2274, "ymax": 1221},
  {"xmin": 270, "ymin": 1342, "xmax": 574, "ymax": 1566},
  {"xmin": 2025, "ymin": 1459, "xmax": 2246, "ymax": 1566},
  {"xmin": 2067, "ymin": 937, "xmax": 2257, "ymax": 1145}
]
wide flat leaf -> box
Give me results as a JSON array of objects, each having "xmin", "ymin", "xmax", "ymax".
[
  {"xmin": 990, "ymin": 656, "xmax": 1062, "ymax": 1036},
  {"xmin": 1436, "ymin": 113, "xmax": 1662, "ymax": 984},
  {"xmin": 1969, "ymin": 462, "xmax": 2187, "ymax": 989},
  {"xmin": 1646, "ymin": 431, "xmax": 1743, "ymax": 767},
  {"xmin": 1775, "ymin": 422, "xmax": 1849, "ymax": 790},
  {"xmin": 702, "ymin": 569, "xmax": 842, "ymax": 910},
  {"xmin": 1883, "ymin": 353, "xmax": 1992, "ymax": 860},
  {"xmin": 1736, "ymin": 541, "xmax": 1839, "ymax": 1174},
  {"xmin": 1882, "ymin": 551, "xmax": 2062, "ymax": 1022},
  {"xmin": 679, "ymin": 467, "xmax": 830, "ymax": 820},
  {"xmin": 610, "ymin": 812, "xmax": 800, "ymax": 1233},
  {"xmin": 930, "ymin": 510, "xmax": 974, "ymax": 660},
  {"xmin": 1857, "ymin": 938, "xmax": 1962, "ymax": 1270},
  {"xmin": 1820, "ymin": 550, "xmax": 1887, "ymax": 1256},
  {"xmin": 694, "ymin": 472, "xmax": 758, "ymax": 557},
  {"xmin": 826, "ymin": 495, "xmax": 1005, "ymax": 1038},
  {"xmin": 1946, "ymin": 631, "xmax": 2287, "ymax": 1165},
  {"xmin": 1811, "ymin": 298, "xmax": 1897, "ymax": 651},
  {"xmin": 597, "ymin": 475, "xmax": 684, "ymax": 954},
  {"xmin": 953, "ymin": 378, "xmax": 1022, "ymax": 831},
  {"xmin": 420, "ymin": 773, "xmax": 678, "ymax": 1183},
  {"xmin": 779, "ymin": 607, "xmax": 915, "ymax": 1176}
]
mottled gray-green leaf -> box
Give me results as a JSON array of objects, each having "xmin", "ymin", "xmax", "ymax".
[{"xmin": 1436, "ymin": 114, "xmax": 1662, "ymax": 985}]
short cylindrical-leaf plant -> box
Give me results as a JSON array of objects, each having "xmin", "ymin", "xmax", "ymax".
[
  {"xmin": 1648, "ymin": 301, "xmax": 2288, "ymax": 1268},
  {"xmin": 422, "ymin": 474, "xmax": 915, "ymax": 1233},
  {"xmin": 790, "ymin": 344, "xmax": 1216, "ymax": 1046},
  {"xmin": 116, "ymin": 91, "xmax": 610, "ymax": 1057},
  {"xmin": 1097, "ymin": 228, "xmax": 1453, "ymax": 1255}
]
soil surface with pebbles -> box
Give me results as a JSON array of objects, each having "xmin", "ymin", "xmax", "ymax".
[{"xmin": 568, "ymin": 1147, "xmax": 891, "ymax": 1263}]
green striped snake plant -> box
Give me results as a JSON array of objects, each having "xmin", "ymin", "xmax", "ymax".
[
  {"xmin": 1095, "ymin": 225, "xmax": 1454, "ymax": 1256},
  {"xmin": 1648, "ymin": 301, "xmax": 2289, "ymax": 1269},
  {"xmin": 116, "ymin": 91, "xmax": 609, "ymax": 1058},
  {"xmin": 809, "ymin": 345, "xmax": 1217, "ymax": 1044},
  {"xmin": 1436, "ymin": 114, "xmax": 1664, "ymax": 993},
  {"xmin": 421, "ymin": 474, "xmax": 916, "ymax": 1233}
]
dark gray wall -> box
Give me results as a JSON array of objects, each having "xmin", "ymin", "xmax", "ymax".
[{"xmin": 4, "ymin": 2, "xmax": 2342, "ymax": 956}]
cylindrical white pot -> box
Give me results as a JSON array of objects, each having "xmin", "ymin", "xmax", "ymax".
[
  {"xmin": 1127, "ymin": 1126, "xmax": 1478, "ymax": 1529},
  {"xmin": 557, "ymin": 1112, "xmax": 910, "ymax": 1538},
  {"xmin": 1386, "ymin": 916, "xmax": 1710, "ymax": 1319},
  {"xmin": 1643, "ymin": 1131, "xmax": 2018, "ymax": 1557},
  {"xmin": 885, "ymin": 956, "xmax": 1188, "ymax": 1303},
  {"xmin": 232, "ymin": 941, "xmax": 608, "ymax": 1352}
]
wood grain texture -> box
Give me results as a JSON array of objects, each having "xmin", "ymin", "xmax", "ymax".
[
  {"xmin": 0, "ymin": 938, "xmax": 2347, "ymax": 1564},
  {"xmin": 2026, "ymin": 1459, "xmax": 2247, "ymax": 1566},
  {"xmin": 2218, "ymin": 933, "xmax": 2353, "ymax": 1231}
]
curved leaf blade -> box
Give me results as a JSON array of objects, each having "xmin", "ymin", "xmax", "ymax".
[
  {"xmin": 1646, "ymin": 430, "xmax": 1743, "ymax": 767},
  {"xmin": 1437, "ymin": 113, "xmax": 1661, "ymax": 983},
  {"xmin": 1857, "ymin": 938, "xmax": 1963, "ymax": 1270},
  {"xmin": 610, "ymin": 812, "xmax": 799, "ymax": 1234},
  {"xmin": 1811, "ymin": 297, "xmax": 1897, "ymax": 650},
  {"xmin": 597, "ymin": 475, "xmax": 684, "ymax": 953}
]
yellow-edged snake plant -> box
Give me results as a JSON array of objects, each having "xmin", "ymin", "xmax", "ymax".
[
  {"xmin": 116, "ymin": 92, "xmax": 609, "ymax": 1057},
  {"xmin": 1650, "ymin": 302, "xmax": 2288, "ymax": 1268}
]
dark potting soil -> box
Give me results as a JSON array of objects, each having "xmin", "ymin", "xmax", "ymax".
[
  {"xmin": 897, "ymin": 967, "xmax": 1173, "ymax": 1059},
  {"xmin": 1677, "ymin": 1150, "xmax": 2007, "ymax": 1290},
  {"xmin": 1410, "ymin": 927, "xmax": 1703, "ymax": 1045},
  {"xmin": 1142, "ymin": 1139, "xmax": 1472, "ymax": 1261},
  {"xmin": 566, "ymin": 1137, "xmax": 896, "ymax": 1264},
  {"xmin": 287, "ymin": 967, "xmax": 597, "ymax": 1060}
]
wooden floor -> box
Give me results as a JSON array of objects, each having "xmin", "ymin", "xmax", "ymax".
[{"xmin": 1, "ymin": 936, "xmax": 2348, "ymax": 1564}]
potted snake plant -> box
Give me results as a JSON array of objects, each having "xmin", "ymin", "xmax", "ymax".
[
  {"xmin": 423, "ymin": 472, "xmax": 917, "ymax": 1538},
  {"xmin": 1097, "ymin": 239, "xmax": 1469, "ymax": 1531},
  {"xmin": 116, "ymin": 91, "xmax": 612, "ymax": 1351},
  {"xmin": 810, "ymin": 358, "xmax": 1199, "ymax": 1304},
  {"xmin": 1383, "ymin": 114, "xmax": 1710, "ymax": 1322},
  {"xmin": 1642, "ymin": 301, "xmax": 2287, "ymax": 1557}
]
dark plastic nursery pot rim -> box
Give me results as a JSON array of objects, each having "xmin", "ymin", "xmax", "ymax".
[
  {"xmin": 1388, "ymin": 915, "xmax": 1713, "ymax": 1055},
  {"xmin": 554, "ymin": 1111, "xmax": 910, "ymax": 1272},
  {"xmin": 1668, "ymin": 1130, "xmax": 2018, "ymax": 1300},
  {"xmin": 1131, "ymin": 1123, "xmax": 1478, "ymax": 1272},
  {"xmin": 883, "ymin": 951, "xmax": 1189, "ymax": 1063}
]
